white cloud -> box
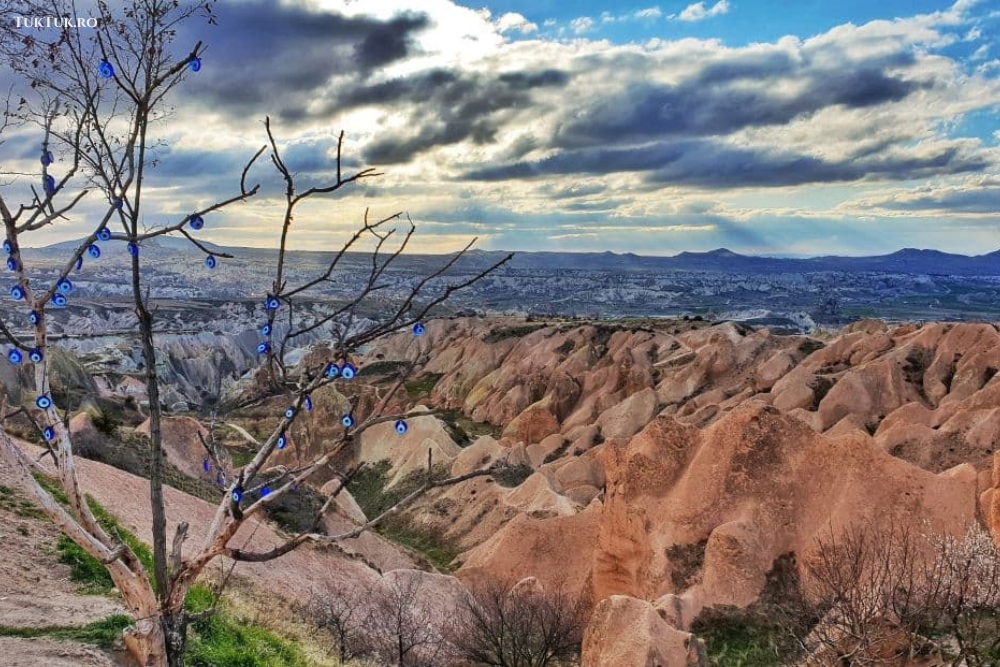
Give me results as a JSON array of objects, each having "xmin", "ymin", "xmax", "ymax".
[
  {"xmin": 677, "ymin": 0, "xmax": 729, "ymax": 22},
  {"xmin": 635, "ymin": 7, "xmax": 664, "ymax": 19},
  {"xmin": 570, "ymin": 16, "xmax": 596, "ymax": 34},
  {"xmin": 971, "ymin": 44, "xmax": 989, "ymax": 60},
  {"xmin": 964, "ymin": 26, "xmax": 982, "ymax": 41},
  {"xmin": 496, "ymin": 12, "xmax": 538, "ymax": 35}
]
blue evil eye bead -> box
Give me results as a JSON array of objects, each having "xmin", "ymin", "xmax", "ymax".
[
  {"xmin": 265, "ymin": 295, "xmax": 280, "ymax": 310},
  {"xmin": 40, "ymin": 150, "xmax": 53, "ymax": 166},
  {"xmin": 257, "ymin": 342, "xmax": 270, "ymax": 354},
  {"xmin": 127, "ymin": 242, "xmax": 138, "ymax": 257},
  {"xmin": 341, "ymin": 414, "xmax": 354, "ymax": 428},
  {"xmin": 413, "ymin": 322, "xmax": 426, "ymax": 336},
  {"xmin": 325, "ymin": 363, "xmax": 340, "ymax": 379},
  {"xmin": 87, "ymin": 244, "xmax": 101, "ymax": 259},
  {"xmin": 75, "ymin": 256, "xmax": 83, "ymax": 271},
  {"xmin": 216, "ymin": 472, "xmax": 223, "ymax": 486},
  {"xmin": 189, "ymin": 215, "xmax": 204, "ymax": 230},
  {"xmin": 304, "ymin": 395, "xmax": 313, "ymax": 412},
  {"xmin": 277, "ymin": 434, "xmax": 287, "ymax": 450},
  {"xmin": 202, "ymin": 458, "xmax": 210, "ymax": 473},
  {"xmin": 260, "ymin": 323, "xmax": 271, "ymax": 336},
  {"xmin": 260, "ymin": 485, "xmax": 270, "ymax": 497},
  {"xmin": 341, "ymin": 363, "xmax": 356, "ymax": 380},
  {"xmin": 42, "ymin": 175, "xmax": 56, "ymax": 195},
  {"xmin": 231, "ymin": 487, "xmax": 243, "ymax": 503},
  {"xmin": 6, "ymin": 257, "xmax": 17, "ymax": 271},
  {"xmin": 97, "ymin": 227, "xmax": 112, "ymax": 242},
  {"xmin": 57, "ymin": 278, "xmax": 73, "ymax": 294},
  {"xmin": 43, "ymin": 426, "xmax": 55, "ymax": 441},
  {"xmin": 2, "ymin": 240, "xmax": 11, "ymax": 254},
  {"xmin": 205, "ymin": 255, "xmax": 216, "ymax": 270},
  {"xmin": 35, "ymin": 395, "xmax": 52, "ymax": 409},
  {"xmin": 395, "ymin": 419, "xmax": 408, "ymax": 435},
  {"xmin": 28, "ymin": 311, "xmax": 40, "ymax": 325},
  {"xmin": 114, "ymin": 199, "xmax": 124, "ymax": 211},
  {"xmin": 189, "ymin": 56, "xmax": 202, "ymax": 73},
  {"xmin": 28, "ymin": 348, "xmax": 43, "ymax": 363},
  {"xmin": 10, "ymin": 285, "xmax": 25, "ymax": 300},
  {"xmin": 7, "ymin": 349, "xmax": 22, "ymax": 364},
  {"xmin": 52, "ymin": 293, "xmax": 68, "ymax": 307},
  {"xmin": 284, "ymin": 407, "xmax": 295, "ymax": 419},
  {"xmin": 98, "ymin": 60, "xmax": 114, "ymax": 78}
]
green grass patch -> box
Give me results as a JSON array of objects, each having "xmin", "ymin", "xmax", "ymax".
[
  {"xmin": 379, "ymin": 517, "xmax": 461, "ymax": 573},
  {"xmin": 404, "ymin": 372, "xmax": 444, "ymax": 399},
  {"xmin": 0, "ymin": 483, "xmax": 48, "ymax": 520},
  {"xmin": 0, "ymin": 614, "xmax": 133, "ymax": 649},
  {"xmin": 438, "ymin": 408, "xmax": 501, "ymax": 447},
  {"xmin": 483, "ymin": 324, "xmax": 545, "ymax": 344},
  {"xmin": 691, "ymin": 607, "xmax": 787, "ymax": 667},
  {"xmin": 32, "ymin": 472, "xmax": 154, "ymax": 595},
  {"xmin": 358, "ymin": 359, "xmax": 410, "ymax": 377},
  {"xmin": 185, "ymin": 584, "xmax": 308, "ymax": 667},
  {"xmin": 492, "ymin": 463, "xmax": 534, "ymax": 488},
  {"xmin": 227, "ymin": 446, "xmax": 255, "ymax": 467},
  {"xmin": 346, "ymin": 460, "xmax": 460, "ymax": 572}
]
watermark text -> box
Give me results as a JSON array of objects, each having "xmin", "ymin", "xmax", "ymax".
[{"xmin": 15, "ymin": 16, "xmax": 99, "ymax": 28}]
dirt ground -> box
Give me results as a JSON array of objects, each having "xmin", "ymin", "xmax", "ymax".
[
  {"xmin": 0, "ymin": 437, "xmax": 404, "ymax": 665},
  {"xmin": 0, "ymin": 637, "xmax": 132, "ymax": 666},
  {"xmin": 0, "ymin": 453, "xmax": 131, "ymax": 664}
]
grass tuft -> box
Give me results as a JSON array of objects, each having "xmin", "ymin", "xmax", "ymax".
[
  {"xmin": 185, "ymin": 584, "xmax": 308, "ymax": 667},
  {"xmin": 347, "ymin": 460, "xmax": 461, "ymax": 572},
  {"xmin": 0, "ymin": 614, "xmax": 133, "ymax": 649}
]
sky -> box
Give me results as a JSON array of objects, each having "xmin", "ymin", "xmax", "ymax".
[{"xmin": 4, "ymin": 0, "xmax": 1000, "ymax": 256}]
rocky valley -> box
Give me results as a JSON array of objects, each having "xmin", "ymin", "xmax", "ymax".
[{"xmin": 5, "ymin": 309, "xmax": 1000, "ymax": 665}]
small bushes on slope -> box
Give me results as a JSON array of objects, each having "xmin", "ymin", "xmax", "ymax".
[{"xmin": 346, "ymin": 460, "xmax": 461, "ymax": 572}]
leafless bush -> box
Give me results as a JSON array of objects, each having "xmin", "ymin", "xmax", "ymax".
[
  {"xmin": 801, "ymin": 518, "xmax": 935, "ymax": 666},
  {"xmin": 799, "ymin": 517, "xmax": 1000, "ymax": 667},
  {"xmin": 450, "ymin": 576, "xmax": 586, "ymax": 667},
  {"xmin": 299, "ymin": 581, "xmax": 374, "ymax": 664},
  {"xmin": 919, "ymin": 525, "xmax": 1000, "ymax": 667},
  {"xmin": 367, "ymin": 574, "xmax": 455, "ymax": 667}
]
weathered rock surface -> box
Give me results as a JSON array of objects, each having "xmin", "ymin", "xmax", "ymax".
[{"xmin": 582, "ymin": 595, "xmax": 707, "ymax": 667}]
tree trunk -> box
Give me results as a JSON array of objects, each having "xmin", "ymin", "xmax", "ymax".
[
  {"xmin": 120, "ymin": 592, "xmax": 168, "ymax": 667},
  {"xmin": 163, "ymin": 609, "xmax": 188, "ymax": 667}
]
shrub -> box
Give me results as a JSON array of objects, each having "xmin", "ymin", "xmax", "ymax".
[{"xmin": 492, "ymin": 462, "xmax": 534, "ymax": 488}]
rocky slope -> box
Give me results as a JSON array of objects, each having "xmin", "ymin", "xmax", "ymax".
[
  {"xmin": 356, "ymin": 317, "xmax": 1000, "ymax": 664},
  {"xmin": 9, "ymin": 315, "xmax": 1000, "ymax": 665}
]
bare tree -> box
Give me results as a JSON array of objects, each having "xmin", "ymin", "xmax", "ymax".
[
  {"xmin": 451, "ymin": 576, "xmax": 586, "ymax": 667},
  {"xmin": 368, "ymin": 574, "xmax": 455, "ymax": 667},
  {"xmin": 298, "ymin": 581, "xmax": 374, "ymax": 664},
  {"xmin": 801, "ymin": 518, "xmax": 937, "ymax": 666},
  {"xmin": 0, "ymin": 0, "xmax": 511, "ymax": 664},
  {"xmin": 918, "ymin": 525, "xmax": 1000, "ymax": 667}
]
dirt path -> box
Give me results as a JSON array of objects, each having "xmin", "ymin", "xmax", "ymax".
[{"xmin": 0, "ymin": 637, "xmax": 131, "ymax": 666}]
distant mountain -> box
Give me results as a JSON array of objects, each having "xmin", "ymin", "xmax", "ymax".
[{"xmin": 27, "ymin": 240, "xmax": 1000, "ymax": 276}]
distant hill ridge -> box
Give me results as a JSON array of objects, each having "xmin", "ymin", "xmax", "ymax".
[{"xmin": 26, "ymin": 241, "xmax": 1000, "ymax": 276}]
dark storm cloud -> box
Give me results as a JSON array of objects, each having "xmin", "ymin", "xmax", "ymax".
[
  {"xmin": 344, "ymin": 68, "xmax": 570, "ymax": 164},
  {"xmin": 555, "ymin": 66, "xmax": 922, "ymax": 148},
  {"xmin": 355, "ymin": 14, "xmax": 428, "ymax": 71},
  {"xmin": 467, "ymin": 139, "xmax": 987, "ymax": 188},
  {"xmin": 179, "ymin": 0, "xmax": 428, "ymax": 121}
]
